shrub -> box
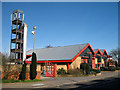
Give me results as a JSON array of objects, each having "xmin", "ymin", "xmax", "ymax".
[
  {"xmin": 57, "ymin": 68, "xmax": 66, "ymax": 75},
  {"xmin": 90, "ymin": 71, "xmax": 97, "ymax": 75},
  {"xmin": 107, "ymin": 62, "xmax": 109, "ymax": 67},
  {"xmin": 80, "ymin": 63, "xmax": 86, "ymax": 70},
  {"xmin": 91, "ymin": 69, "xmax": 101, "ymax": 73},
  {"xmin": 100, "ymin": 67, "xmax": 104, "ymax": 71},
  {"xmin": 100, "ymin": 67, "xmax": 109, "ymax": 71},
  {"xmin": 115, "ymin": 67, "xmax": 120, "ymax": 70},
  {"xmin": 67, "ymin": 69, "xmax": 83, "ymax": 75},
  {"xmin": 100, "ymin": 67, "xmax": 116, "ymax": 71},
  {"xmin": 19, "ymin": 61, "xmax": 27, "ymax": 81},
  {"xmin": 115, "ymin": 61, "xmax": 118, "ymax": 67},
  {"xmin": 108, "ymin": 66, "xmax": 116, "ymax": 71},
  {"xmin": 80, "ymin": 63, "xmax": 90, "ymax": 75},
  {"xmin": 85, "ymin": 63, "xmax": 90, "ymax": 75},
  {"xmin": 30, "ymin": 52, "xmax": 37, "ymax": 80}
]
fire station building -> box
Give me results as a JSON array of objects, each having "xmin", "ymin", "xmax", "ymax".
[{"xmin": 26, "ymin": 43, "xmax": 109, "ymax": 73}]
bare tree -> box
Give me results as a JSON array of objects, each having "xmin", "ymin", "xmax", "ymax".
[
  {"xmin": 109, "ymin": 48, "xmax": 120, "ymax": 66},
  {"xmin": 1, "ymin": 52, "xmax": 21, "ymax": 80},
  {"xmin": 45, "ymin": 44, "xmax": 53, "ymax": 48}
]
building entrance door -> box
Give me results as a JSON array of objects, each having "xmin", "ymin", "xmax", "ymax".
[{"xmin": 45, "ymin": 61, "xmax": 55, "ymax": 77}]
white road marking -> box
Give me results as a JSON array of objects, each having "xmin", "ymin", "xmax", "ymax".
[
  {"xmin": 32, "ymin": 83, "xmax": 45, "ymax": 87},
  {"xmin": 63, "ymin": 83, "xmax": 71, "ymax": 85}
]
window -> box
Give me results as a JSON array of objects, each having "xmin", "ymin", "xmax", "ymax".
[{"xmin": 96, "ymin": 64, "xmax": 97, "ymax": 68}]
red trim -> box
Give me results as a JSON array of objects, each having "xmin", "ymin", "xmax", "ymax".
[
  {"xmin": 87, "ymin": 52, "xmax": 92, "ymax": 54},
  {"xmin": 101, "ymin": 56, "xmax": 102, "ymax": 67},
  {"xmin": 103, "ymin": 55, "xmax": 107, "ymax": 57},
  {"xmin": 72, "ymin": 43, "xmax": 95, "ymax": 62},
  {"xmin": 81, "ymin": 56, "xmax": 89, "ymax": 59},
  {"xmin": 95, "ymin": 49, "xmax": 102, "ymax": 56},
  {"xmin": 94, "ymin": 57, "xmax": 96, "ymax": 69},
  {"xmin": 26, "ymin": 55, "xmax": 32, "ymax": 57},
  {"xmin": 101, "ymin": 49, "xmax": 109, "ymax": 58},
  {"xmin": 25, "ymin": 61, "xmax": 31, "ymax": 63},
  {"xmin": 81, "ymin": 58, "xmax": 83, "ymax": 63},
  {"xmin": 37, "ymin": 60, "xmax": 72, "ymax": 63},
  {"xmin": 26, "ymin": 54, "xmax": 72, "ymax": 63},
  {"xmin": 96, "ymin": 54, "xmax": 101, "ymax": 56},
  {"xmin": 25, "ymin": 60, "xmax": 72, "ymax": 64},
  {"xmin": 26, "ymin": 43, "xmax": 95, "ymax": 64},
  {"xmin": 67, "ymin": 63, "xmax": 70, "ymax": 69}
]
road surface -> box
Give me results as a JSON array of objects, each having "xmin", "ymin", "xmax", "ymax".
[{"xmin": 2, "ymin": 71, "xmax": 120, "ymax": 89}]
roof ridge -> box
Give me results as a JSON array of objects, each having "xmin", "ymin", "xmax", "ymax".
[{"xmin": 33, "ymin": 43, "xmax": 89, "ymax": 50}]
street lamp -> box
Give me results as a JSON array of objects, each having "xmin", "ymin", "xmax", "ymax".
[{"xmin": 32, "ymin": 26, "xmax": 36, "ymax": 52}]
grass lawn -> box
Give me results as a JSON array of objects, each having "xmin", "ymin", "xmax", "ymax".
[{"xmin": 2, "ymin": 79, "xmax": 44, "ymax": 83}]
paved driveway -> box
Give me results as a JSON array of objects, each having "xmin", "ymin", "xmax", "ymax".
[{"xmin": 2, "ymin": 71, "xmax": 120, "ymax": 89}]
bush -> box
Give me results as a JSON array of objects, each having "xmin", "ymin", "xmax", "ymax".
[
  {"xmin": 86, "ymin": 64, "xmax": 90, "ymax": 75},
  {"xmin": 91, "ymin": 69, "xmax": 101, "ymax": 73},
  {"xmin": 67, "ymin": 69, "xmax": 83, "ymax": 75},
  {"xmin": 90, "ymin": 71, "xmax": 97, "ymax": 75},
  {"xmin": 108, "ymin": 67, "xmax": 116, "ymax": 71},
  {"xmin": 115, "ymin": 61, "xmax": 118, "ymax": 67},
  {"xmin": 30, "ymin": 52, "xmax": 37, "ymax": 80},
  {"xmin": 80, "ymin": 63, "xmax": 90, "ymax": 75},
  {"xmin": 57, "ymin": 68, "xmax": 66, "ymax": 75},
  {"xmin": 115, "ymin": 67, "xmax": 120, "ymax": 70},
  {"xmin": 20, "ymin": 61, "xmax": 27, "ymax": 81},
  {"xmin": 107, "ymin": 62, "xmax": 109, "ymax": 67},
  {"xmin": 100, "ymin": 67, "xmax": 116, "ymax": 71},
  {"xmin": 80, "ymin": 63, "xmax": 86, "ymax": 70},
  {"xmin": 100, "ymin": 67, "xmax": 109, "ymax": 71}
]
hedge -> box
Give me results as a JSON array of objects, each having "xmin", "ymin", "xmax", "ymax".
[
  {"xmin": 80, "ymin": 63, "xmax": 90, "ymax": 75},
  {"xmin": 57, "ymin": 68, "xmax": 66, "ymax": 75},
  {"xmin": 100, "ymin": 67, "xmax": 116, "ymax": 71}
]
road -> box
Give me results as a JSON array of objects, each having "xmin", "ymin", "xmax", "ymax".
[
  {"xmin": 2, "ymin": 71, "xmax": 120, "ymax": 89},
  {"xmin": 59, "ymin": 75, "xmax": 120, "ymax": 89}
]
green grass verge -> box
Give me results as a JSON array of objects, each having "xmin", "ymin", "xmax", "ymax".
[{"xmin": 2, "ymin": 79, "xmax": 43, "ymax": 83}]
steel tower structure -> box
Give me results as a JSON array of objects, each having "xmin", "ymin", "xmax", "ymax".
[{"xmin": 10, "ymin": 9, "xmax": 24, "ymax": 64}]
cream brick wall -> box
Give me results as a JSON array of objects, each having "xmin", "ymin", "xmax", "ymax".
[
  {"xmin": 95, "ymin": 58, "xmax": 98, "ymax": 64},
  {"xmin": 57, "ymin": 65, "xmax": 67, "ymax": 71},
  {"xmin": 102, "ymin": 59, "xmax": 104, "ymax": 64},
  {"xmin": 70, "ymin": 56, "xmax": 81, "ymax": 69},
  {"xmin": 24, "ymin": 64, "xmax": 41, "ymax": 71},
  {"xmin": 37, "ymin": 64, "xmax": 41, "ymax": 71}
]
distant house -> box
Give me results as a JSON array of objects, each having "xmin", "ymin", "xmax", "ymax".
[
  {"xmin": 94, "ymin": 49, "xmax": 109, "ymax": 69},
  {"xmin": 107, "ymin": 56, "xmax": 115, "ymax": 67},
  {"xmin": 100, "ymin": 49, "xmax": 109, "ymax": 67}
]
